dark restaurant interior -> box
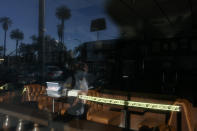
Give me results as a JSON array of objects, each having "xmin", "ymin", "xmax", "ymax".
[{"xmin": 0, "ymin": 0, "xmax": 197, "ymax": 131}]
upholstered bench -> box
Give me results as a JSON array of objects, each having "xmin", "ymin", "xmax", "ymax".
[
  {"xmin": 86, "ymin": 91, "xmax": 123, "ymax": 127},
  {"xmin": 137, "ymin": 113, "xmax": 165, "ymax": 129},
  {"xmin": 87, "ymin": 110, "xmax": 122, "ymax": 126}
]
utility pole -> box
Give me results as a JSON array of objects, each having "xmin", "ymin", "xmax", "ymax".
[{"xmin": 38, "ymin": 0, "xmax": 45, "ymax": 82}]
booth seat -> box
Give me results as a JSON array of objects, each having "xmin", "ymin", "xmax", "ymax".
[
  {"xmin": 128, "ymin": 96, "xmax": 197, "ymax": 131},
  {"xmin": 86, "ymin": 91, "xmax": 123, "ymax": 127},
  {"xmin": 87, "ymin": 91, "xmax": 197, "ymax": 131},
  {"xmin": 0, "ymin": 92, "xmax": 16, "ymax": 103},
  {"xmin": 134, "ymin": 112, "xmax": 166, "ymax": 129},
  {"xmin": 85, "ymin": 91, "xmax": 179, "ymax": 130},
  {"xmin": 87, "ymin": 110, "xmax": 122, "ymax": 126},
  {"xmin": 22, "ymin": 84, "xmax": 70, "ymax": 115},
  {"xmin": 129, "ymin": 96, "xmax": 172, "ymax": 130},
  {"xmin": 23, "ymin": 85, "xmax": 197, "ymax": 130}
]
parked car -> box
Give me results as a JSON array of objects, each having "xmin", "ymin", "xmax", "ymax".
[
  {"xmin": 17, "ymin": 69, "xmax": 38, "ymax": 85},
  {"xmin": 14, "ymin": 65, "xmax": 43, "ymax": 84},
  {"xmin": 45, "ymin": 66, "xmax": 64, "ymax": 81}
]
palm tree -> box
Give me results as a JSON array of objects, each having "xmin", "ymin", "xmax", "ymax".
[
  {"xmin": 0, "ymin": 17, "xmax": 12, "ymax": 57},
  {"xmin": 10, "ymin": 29, "xmax": 24, "ymax": 56},
  {"xmin": 57, "ymin": 24, "xmax": 63, "ymax": 42},
  {"xmin": 55, "ymin": 5, "xmax": 71, "ymax": 44}
]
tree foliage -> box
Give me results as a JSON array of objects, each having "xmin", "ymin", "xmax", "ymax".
[
  {"xmin": 55, "ymin": 5, "xmax": 71, "ymax": 21},
  {"xmin": 10, "ymin": 29, "xmax": 24, "ymax": 56},
  {"xmin": 55, "ymin": 5, "xmax": 71, "ymax": 43},
  {"xmin": 0, "ymin": 17, "xmax": 12, "ymax": 56},
  {"xmin": 0, "ymin": 17, "xmax": 12, "ymax": 31},
  {"xmin": 10, "ymin": 29, "xmax": 24, "ymax": 41}
]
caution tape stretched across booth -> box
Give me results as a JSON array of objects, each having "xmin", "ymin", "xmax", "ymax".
[{"xmin": 78, "ymin": 95, "xmax": 181, "ymax": 112}]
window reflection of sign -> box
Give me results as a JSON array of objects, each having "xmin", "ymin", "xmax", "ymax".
[{"xmin": 90, "ymin": 18, "xmax": 106, "ymax": 32}]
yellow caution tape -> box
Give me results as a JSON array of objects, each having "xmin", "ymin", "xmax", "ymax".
[
  {"xmin": 22, "ymin": 87, "xmax": 27, "ymax": 94},
  {"xmin": 78, "ymin": 95, "xmax": 181, "ymax": 112},
  {"xmin": 0, "ymin": 86, "xmax": 4, "ymax": 90},
  {"xmin": 0, "ymin": 84, "xmax": 8, "ymax": 90}
]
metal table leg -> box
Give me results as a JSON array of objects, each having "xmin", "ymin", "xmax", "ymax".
[
  {"xmin": 16, "ymin": 119, "xmax": 24, "ymax": 131},
  {"xmin": 52, "ymin": 98, "xmax": 54, "ymax": 113}
]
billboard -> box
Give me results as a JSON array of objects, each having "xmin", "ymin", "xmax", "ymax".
[{"xmin": 90, "ymin": 18, "xmax": 106, "ymax": 32}]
